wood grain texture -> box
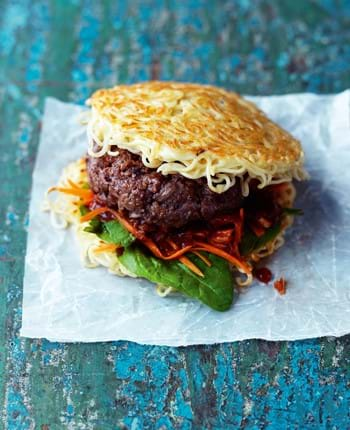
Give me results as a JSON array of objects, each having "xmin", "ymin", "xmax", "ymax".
[{"xmin": 0, "ymin": 0, "xmax": 349, "ymax": 428}]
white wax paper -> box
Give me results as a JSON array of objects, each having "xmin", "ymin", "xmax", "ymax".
[{"xmin": 21, "ymin": 91, "xmax": 350, "ymax": 345}]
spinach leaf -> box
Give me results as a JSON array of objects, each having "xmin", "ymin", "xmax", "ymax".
[
  {"xmin": 81, "ymin": 210, "xmax": 233, "ymax": 310},
  {"xmin": 119, "ymin": 247, "xmax": 234, "ymax": 311},
  {"xmin": 80, "ymin": 206, "xmax": 103, "ymax": 234},
  {"xmin": 99, "ymin": 220, "xmax": 135, "ymax": 248},
  {"xmin": 239, "ymin": 229, "xmax": 258, "ymax": 257},
  {"xmin": 83, "ymin": 215, "xmax": 135, "ymax": 247},
  {"xmin": 240, "ymin": 223, "xmax": 282, "ymax": 256},
  {"xmin": 80, "ymin": 204, "xmax": 134, "ymax": 246},
  {"xmin": 84, "ymin": 218, "xmax": 103, "ymax": 234}
]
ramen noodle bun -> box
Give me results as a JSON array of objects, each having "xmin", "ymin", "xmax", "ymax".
[
  {"xmin": 87, "ymin": 82, "xmax": 307, "ymax": 195},
  {"xmin": 45, "ymin": 82, "xmax": 307, "ymax": 311}
]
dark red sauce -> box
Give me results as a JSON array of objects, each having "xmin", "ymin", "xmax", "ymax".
[
  {"xmin": 274, "ymin": 277, "xmax": 287, "ymax": 295},
  {"xmin": 254, "ymin": 267, "xmax": 272, "ymax": 284},
  {"xmin": 116, "ymin": 248, "xmax": 124, "ymax": 257}
]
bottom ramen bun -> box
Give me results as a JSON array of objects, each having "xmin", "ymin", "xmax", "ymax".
[{"xmin": 46, "ymin": 82, "xmax": 307, "ymax": 311}]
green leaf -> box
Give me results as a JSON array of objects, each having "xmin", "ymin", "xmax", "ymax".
[
  {"xmin": 239, "ymin": 208, "xmax": 302, "ymax": 256},
  {"xmin": 79, "ymin": 205, "xmax": 89, "ymax": 216},
  {"xmin": 282, "ymin": 207, "xmax": 304, "ymax": 216},
  {"xmin": 119, "ymin": 247, "xmax": 234, "ymax": 311},
  {"xmin": 240, "ymin": 223, "xmax": 282, "ymax": 256},
  {"xmin": 99, "ymin": 220, "xmax": 135, "ymax": 248},
  {"xmin": 83, "ymin": 217, "xmax": 103, "ymax": 234},
  {"xmin": 81, "ymin": 214, "xmax": 233, "ymax": 310},
  {"xmin": 81, "ymin": 207, "xmax": 103, "ymax": 234},
  {"xmin": 254, "ymin": 222, "xmax": 281, "ymax": 250},
  {"xmin": 82, "ymin": 213, "xmax": 135, "ymax": 246},
  {"xmin": 239, "ymin": 229, "xmax": 258, "ymax": 256}
]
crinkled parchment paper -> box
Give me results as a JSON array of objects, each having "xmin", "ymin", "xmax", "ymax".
[{"xmin": 20, "ymin": 91, "xmax": 350, "ymax": 345}]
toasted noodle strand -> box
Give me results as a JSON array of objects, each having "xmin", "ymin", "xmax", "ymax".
[{"xmin": 87, "ymin": 82, "xmax": 308, "ymax": 194}]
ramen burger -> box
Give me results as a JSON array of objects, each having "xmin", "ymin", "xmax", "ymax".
[{"xmin": 46, "ymin": 82, "xmax": 307, "ymax": 311}]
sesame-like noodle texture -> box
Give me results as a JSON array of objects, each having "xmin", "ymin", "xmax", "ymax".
[{"xmin": 86, "ymin": 81, "xmax": 307, "ymax": 194}]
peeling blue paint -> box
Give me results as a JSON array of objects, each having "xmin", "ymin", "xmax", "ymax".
[
  {"xmin": 25, "ymin": 3, "xmax": 48, "ymax": 93},
  {"xmin": 72, "ymin": 4, "xmax": 100, "ymax": 103},
  {"xmin": 0, "ymin": 3, "xmax": 28, "ymax": 55},
  {"xmin": 6, "ymin": 211, "xmax": 19, "ymax": 226},
  {"xmin": 6, "ymin": 388, "xmax": 31, "ymax": 430},
  {"xmin": 2, "ymin": 0, "xmax": 350, "ymax": 428}
]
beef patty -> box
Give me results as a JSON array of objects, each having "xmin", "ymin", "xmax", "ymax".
[{"xmin": 87, "ymin": 148, "xmax": 243, "ymax": 232}]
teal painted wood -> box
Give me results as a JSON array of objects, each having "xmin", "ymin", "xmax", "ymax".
[{"xmin": 1, "ymin": 1, "xmax": 350, "ymax": 428}]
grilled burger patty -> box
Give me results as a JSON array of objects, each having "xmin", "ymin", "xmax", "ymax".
[{"xmin": 87, "ymin": 148, "xmax": 243, "ymax": 232}]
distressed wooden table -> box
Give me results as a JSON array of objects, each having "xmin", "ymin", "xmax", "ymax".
[{"xmin": 1, "ymin": 1, "xmax": 350, "ymax": 428}]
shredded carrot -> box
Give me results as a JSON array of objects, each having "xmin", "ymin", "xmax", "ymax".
[
  {"xmin": 50, "ymin": 185, "xmax": 93, "ymax": 205},
  {"xmin": 192, "ymin": 251, "xmax": 212, "ymax": 267},
  {"xmin": 94, "ymin": 243, "xmax": 119, "ymax": 254},
  {"xmin": 107, "ymin": 213, "xmax": 195, "ymax": 260},
  {"xmin": 78, "ymin": 207, "xmax": 250, "ymax": 277},
  {"xmin": 67, "ymin": 179, "xmax": 82, "ymax": 189},
  {"xmin": 147, "ymin": 240, "xmax": 193, "ymax": 260},
  {"xmin": 193, "ymin": 241, "xmax": 252, "ymax": 274},
  {"xmin": 179, "ymin": 256, "xmax": 204, "ymax": 277},
  {"xmin": 80, "ymin": 206, "xmax": 110, "ymax": 223},
  {"xmin": 81, "ymin": 208, "xmax": 195, "ymax": 261},
  {"xmin": 167, "ymin": 239, "xmax": 204, "ymax": 276},
  {"xmin": 167, "ymin": 239, "xmax": 178, "ymax": 249}
]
